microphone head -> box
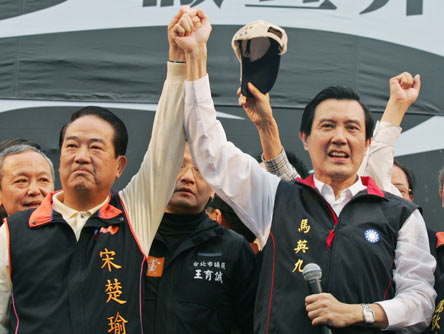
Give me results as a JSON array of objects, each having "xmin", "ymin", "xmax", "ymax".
[{"xmin": 302, "ymin": 263, "xmax": 322, "ymax": 281}]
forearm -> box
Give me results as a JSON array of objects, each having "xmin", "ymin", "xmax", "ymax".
[
  {"xmin": 376, "ymin": 210, "xmax": 436, "ymax": 332},
  {"xmin": 307, "ymin": 294, "xmax": 388, "ymax": 328},
  {"xmin": 337, "ymin": 303, "xmax": 387, "ymax": 328},
  {"xmin": 183, "ymin": 75, "xmax": 280, "ymax": 247},
  {"xmin": 256, "ymin": 117, "xmax": 283, "ymax": 161},
  {"xmin": 185, "ymin": 46, "xmax": 207, "ymax": 81},
  {"xmin": 380, "ymin": 98, "xmax": 409, "ymax": 126},
  {"xmin": 359, "ymin": 121, "xmax": 402, "ymax": 194},
  {"xmin": 120, "ymin": 62, "xmax": 186, "ymax": 257}
]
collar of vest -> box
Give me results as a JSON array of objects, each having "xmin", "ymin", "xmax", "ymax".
[
  {"xmin": 295, "ymin": 175, "xmax": 385, "ymax": 198},
  {"xmin": 28, "ymin": 191, "xmax": 122, "ymax": 228},
  {"xmin": 436, "ymin": 232, "xmax": 444, "ymax": 249}
]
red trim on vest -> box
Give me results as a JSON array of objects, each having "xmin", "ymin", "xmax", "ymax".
[
  {"xmin": 296, "ymin": 175, "xmax": 315, "ymax": 188},
  {"xmin": 383, "ymin": 260, "xmax": 395, "ymax": 300},
  {"xmin": 296, "ymin": 175, "xmax": 338, "ymax": 249},
  {"xmin": 266, "ymin": 232, "xmax": 276, "ymax": 334},
  {"xmin": 436, "ymin": 232, "xmax": 444, "ymax": 248},
  {"xmin": 11, "ymin": 291, "xmax": 19, "ymax": 334},
  {"xmin": 326, "ymin": 205, "xmax": 338, "ymax": 250},
  {"xmin": 297, "ymin": 175, "xmax": 385, "ymax": 198},
  {"xmin": 360, "ymin": 176, "xmax": 385, "ymax": 197}
]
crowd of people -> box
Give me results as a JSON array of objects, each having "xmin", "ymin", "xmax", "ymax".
[{"xmin": 0, "ymin": 6, "xmax": 442, "ymax": 334}]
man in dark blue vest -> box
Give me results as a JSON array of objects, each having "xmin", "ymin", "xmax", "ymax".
[
  {"xmin": 0, "ymin": 8, "xmax": 189, "ymax": 333},
  {"xmin": 174, "ymin": 10, "xmax": 436, "ymax": 333}
]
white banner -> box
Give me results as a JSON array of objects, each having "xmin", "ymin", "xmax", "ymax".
[{"xmin": 0, "ymin": 0, "xmax": 443, "ymax": 57}]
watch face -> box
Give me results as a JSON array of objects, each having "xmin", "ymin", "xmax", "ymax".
[{"xmin": 363, "ymin": 305, "xmax": 375, "ymax": 324}]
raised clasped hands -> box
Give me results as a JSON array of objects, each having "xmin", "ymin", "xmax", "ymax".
[{"xmin": 171, "ymin": 7, "xmax": 212, "ymax": 53}]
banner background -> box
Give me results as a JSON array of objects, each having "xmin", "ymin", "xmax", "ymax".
[{"xmin": 1, "ymin": 0, "xmax": 443, "ymax": 229}]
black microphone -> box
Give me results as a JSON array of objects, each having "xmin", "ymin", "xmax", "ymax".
[{"xmin": 303, "ymin": 263, "xmax": 332, "ymax": 334}]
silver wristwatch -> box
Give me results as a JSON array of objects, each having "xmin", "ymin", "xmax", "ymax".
[{"xmin": 361, "ymin": 304, "xmax": 375, "ymax": 325}]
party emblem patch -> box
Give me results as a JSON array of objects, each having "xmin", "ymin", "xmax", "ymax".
[{"xmin": 364, "ymin": 229, "xmax": 380, "ymax": 244}]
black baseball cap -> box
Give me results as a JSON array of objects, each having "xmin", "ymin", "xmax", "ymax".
[{"xmin": 232, "ymin": 20, "xmax": 288, "ymax": 97}]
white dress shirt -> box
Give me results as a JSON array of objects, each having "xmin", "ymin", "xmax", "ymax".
[{"xmin": 183, "ymin": 75, "xmax": 436, "ymax": 333}]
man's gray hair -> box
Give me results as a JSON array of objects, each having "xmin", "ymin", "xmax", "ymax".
[
  {"xmin": 438, "ymin": 166, "xmax": 444, "ymax": 192},
  {"xmin": 0, "ymin": 144, "xmax": 55, "ymax": 185}
]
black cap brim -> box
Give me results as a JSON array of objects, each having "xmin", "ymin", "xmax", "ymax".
[{"xmin": 240, "ymin": 39, "xmax": 281, "ymax": 98}]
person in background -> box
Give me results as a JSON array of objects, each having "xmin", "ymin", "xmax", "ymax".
[
  {"xmin": 144, "ymin": 143, "xmax": 257, "ymax": 333},
  {"xmin": 0, "ymin": 143, "xmax": 54, "ymax": 222},
  {"xmin": 207, "ymin": 193, "xmax": 259, "ymax": 254}
]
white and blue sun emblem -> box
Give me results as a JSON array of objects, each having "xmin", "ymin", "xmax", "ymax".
[{"xmin": 364, "ymin": 229, "xmax": 380, "ymax": 244}]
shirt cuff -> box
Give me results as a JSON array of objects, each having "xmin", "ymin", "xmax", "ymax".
[
  {"xmin": 262, "ymin": 148, "xmax": 285, "ymax": 172},
  {"xmin": 166, "ymin": 62, "xmax": 186, "ymax": 82},
  {"xmin": 261, "ymin": 147, "xmax": 284, "ymax": 163},
  {"xmin": 374, "ymin": 300, "xmax": 401, "ymax": 330},
  {"xmin": 262, "ymin": 148, "xmax": 299, "ymax": 182}
]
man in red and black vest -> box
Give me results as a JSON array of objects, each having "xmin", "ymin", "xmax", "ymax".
[
  {"xmin": 177, "ymin": 11, "xmax": 436, "ymax": 334},
  {"xmin": 0, "ymin": 8, "xmax": 190, "ymax": 333}
]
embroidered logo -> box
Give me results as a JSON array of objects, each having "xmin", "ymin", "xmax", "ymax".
[
  {"xmin": 147, "ymin": 256, "xmax": 165, "ymax": 277},
  {"xmin": 100, "ymin": 225, "xmax": 119, "ymax": 235},
  {"xmin": 364, "ymin": 229, "xmax": 380, "ymax": 244}
]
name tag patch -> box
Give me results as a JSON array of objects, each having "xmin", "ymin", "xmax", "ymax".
[
  {"xmin": 192, "ymin": 260, "xmax": 225, "ymax": 284},
  {"xmin": 147, "ymin": 256, "xmax": 165, "ymax": 277}
]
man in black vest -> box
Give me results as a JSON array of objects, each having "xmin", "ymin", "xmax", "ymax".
[
  {"xmin": 174, "ymin": 10, "xmax": 436, "ymax": 333},
  {"xmin": 0, "ymin": 8, "xmax": 189, "ymax": 333},
  {"xmin": 143, "ymin": 143, "xmax": 258, "ymax": 333}
]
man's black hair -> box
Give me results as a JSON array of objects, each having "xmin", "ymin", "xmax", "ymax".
[
  {"xmin": 285, "ymin": 151, "xmax": 309, "ymax": 179},
  {"xmin": 58, "ymin": 106, "xmax": 128, "ymax": 157},
  {"xmin": 300, "ymin": 86, "xmax": 374, "ymax": 141},
  {"xmin": 394, "ymin": 159, "xmax": 415, "ymax": 196}
]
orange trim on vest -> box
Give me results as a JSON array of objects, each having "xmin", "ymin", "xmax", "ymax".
[
  {"xmin": 29, "ymin": 191, "xmax": 122, "ymax": 228},
  {"xmin": 98, "ymin": 201, "xmax": 122, "ymax": 220},
  {"xmin": 29, "ymin": 192, "xmax": 56, "ymax": 227},
  {"xmin": 5, "ymin": 222, "xmax": 11, "ymax": 277},
  {"xmin": 249, "ymin": 242, "xmax": 260, "ymax": 255},
  {"xmin": 118, "ymin": 197, "xmax": 148, "ymax": 258},
  {"xmin": 436, "ymin": 232, "xmax": 444, "ymax": 248}
]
